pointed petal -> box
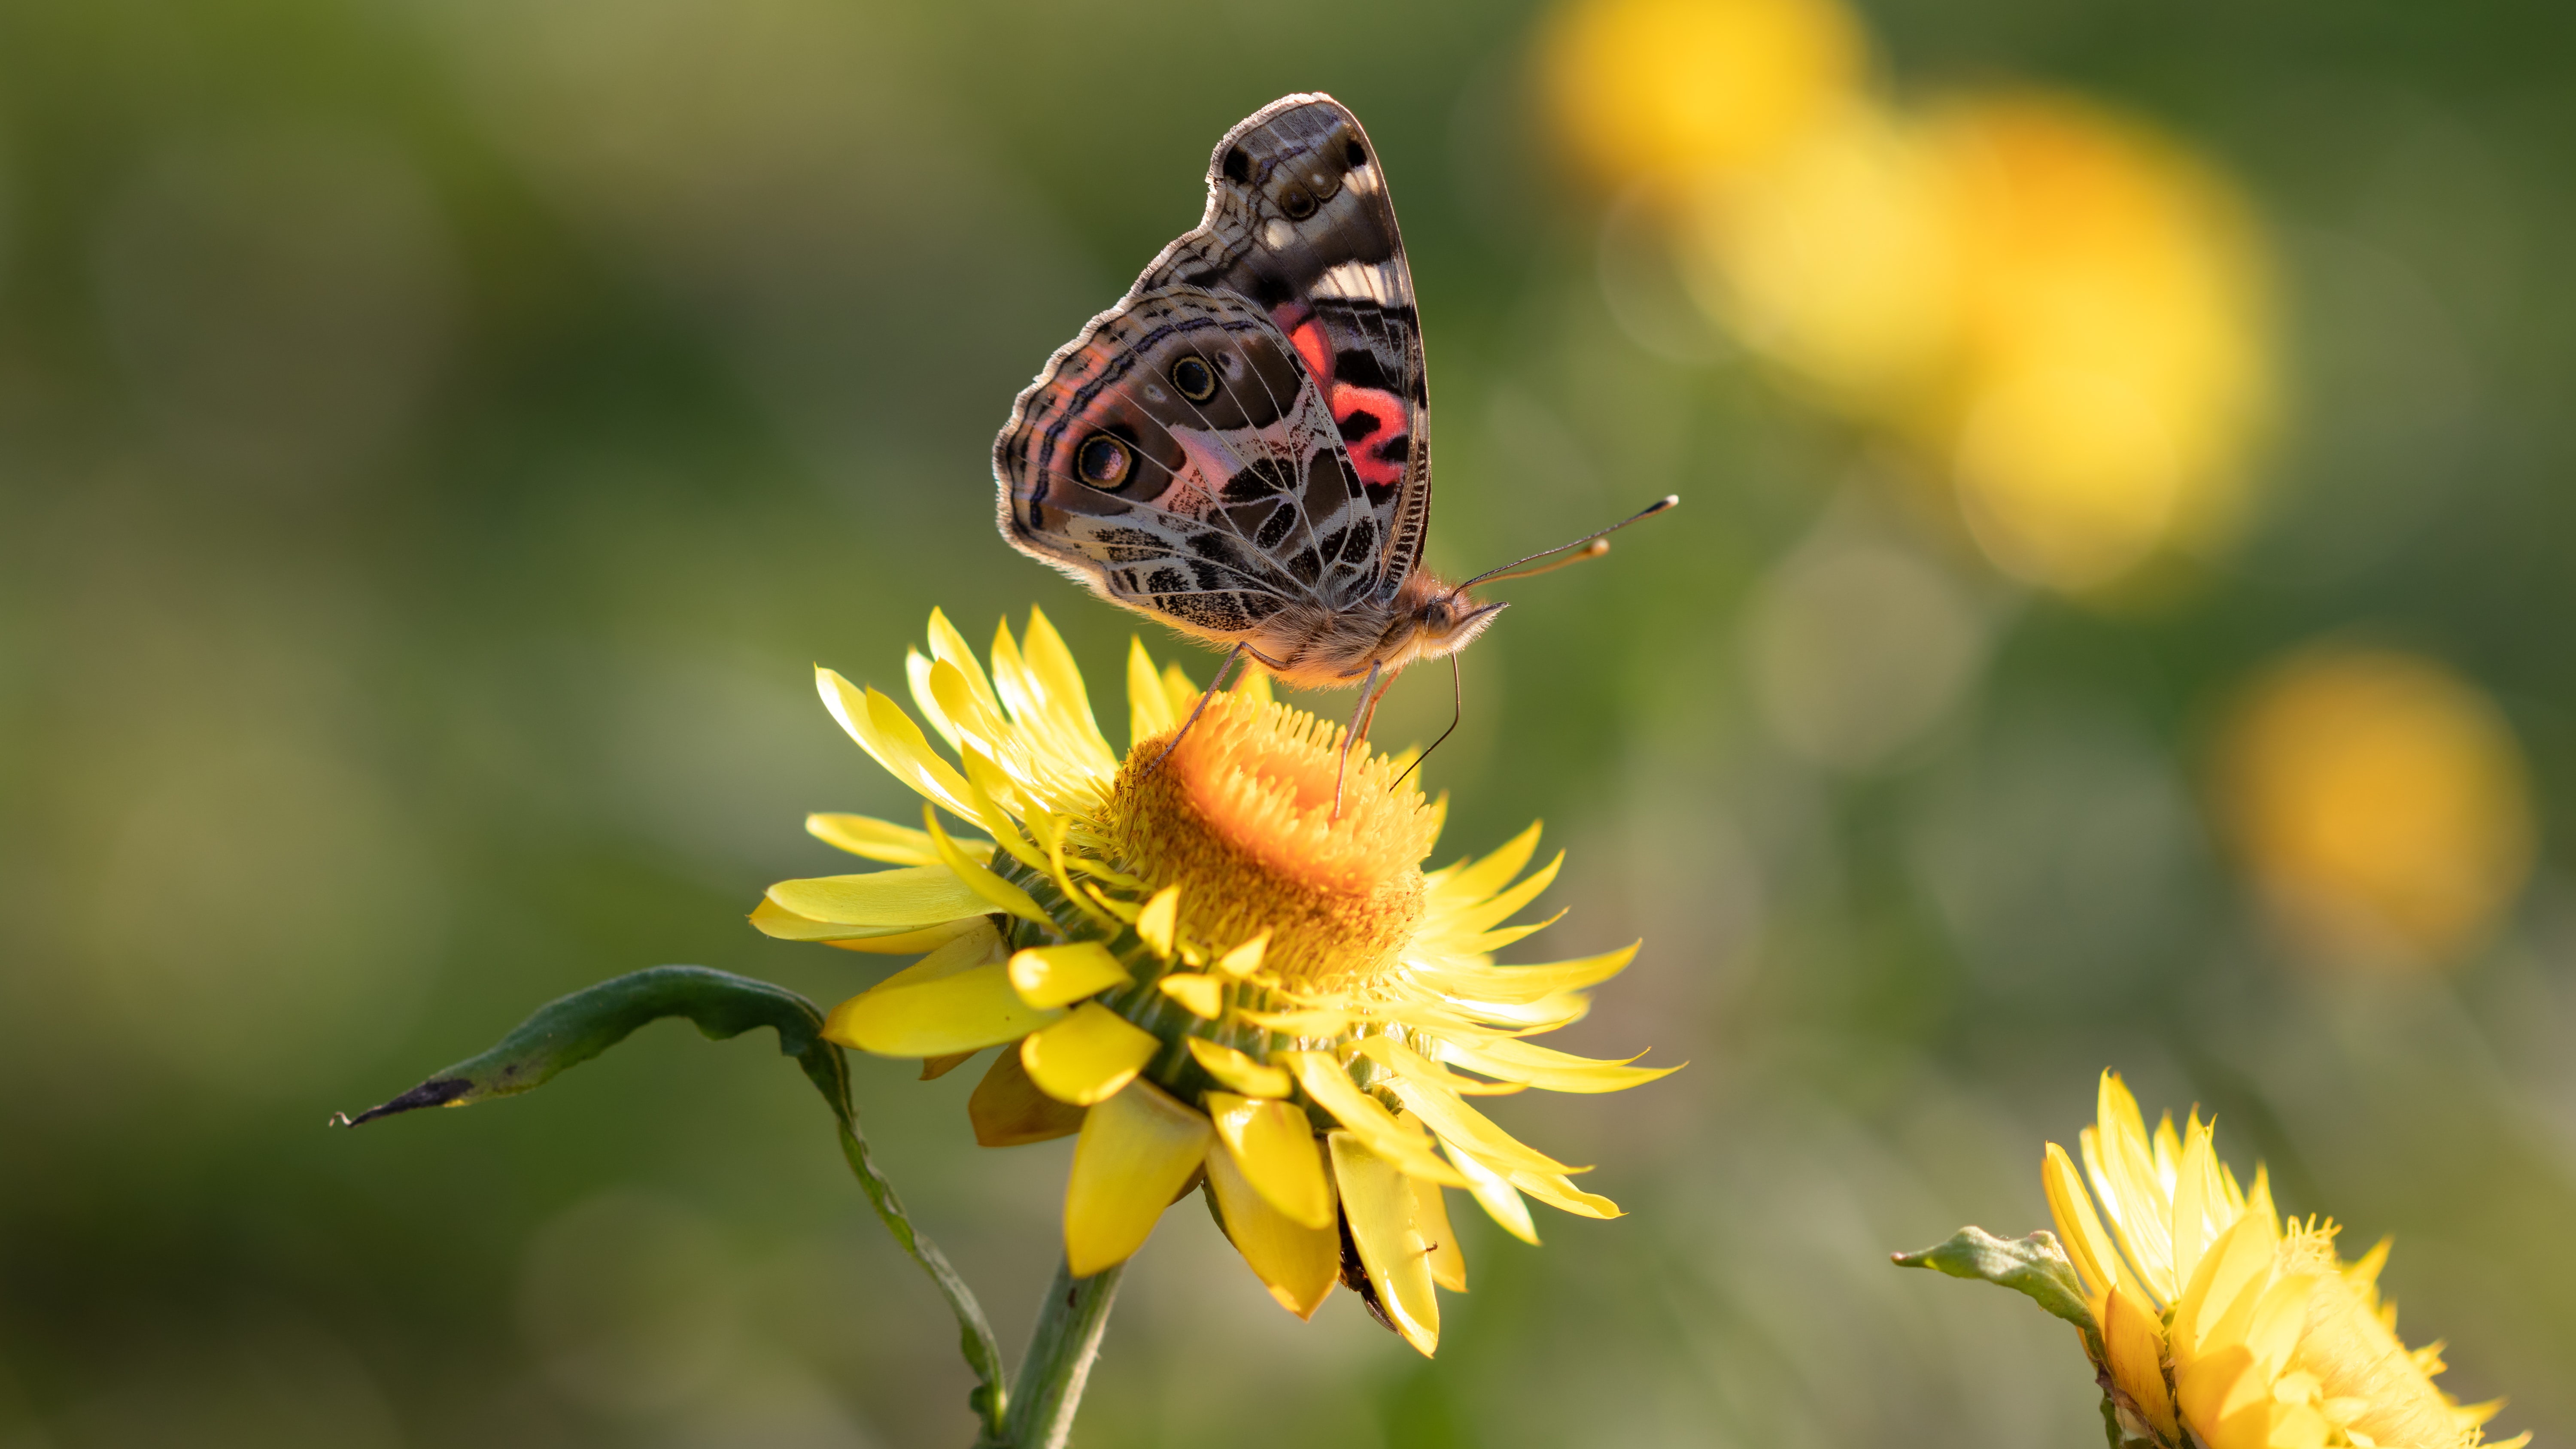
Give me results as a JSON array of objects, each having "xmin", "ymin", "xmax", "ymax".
[
  {"xmin": 1020, "ymin": 1004, "xmax": 1160, "ymax": 1106},
  {"xmin": 1020, "ymin": 607, "xmax": 1118, "ymax": 772},
  {"xmin": 1007, "ymin": 942, "xmax": 1133, "ymax": 1009},
  {"xmin": 1127, "ymin": 638, "xmax": 1176, "ymax": 752},
  {"xmin": 816, "ymin": 669, "xmax": 977, "ymax": 820},
  {"xmin": 1429, "ymin": 822, "xmax": 1543, "ymax": 906},
  {"xmin": 1382, "ymin": 1071, "xmax": 1585, "ymax": 1176},
  {"xmin": 920, "ymin": 1051, "xmax": 977, "ymax": 1081},
  {"xmin": 923, "ymin": 805, "xmax": 1052, "ymax": 928},
  {"xmin": 763, "ymin": 865, "xmax": 990, "ymax": 928},
  {"xmin": 1412, "ymin": 1177, "xmax": 1466, "ymax": 1292},
  {"xmin": 1280, "ymin": 1052, "xmax": 1468, "ymax": 1187},
  {"xmin": 969, "ymin": 1047, "xmax": 1086, "ymax": 1146},
  {"xmin": 1440, "ymin": 852, "xmax": 1567, "ymax": 939},
  {"xmin": 1446, "ymin": 1141, "xmax": 1539, "ymax": 1244},
  {"xmin": 1185, "ymin": 1038, "xmax": 1293, "ymax": 1098},
  {"xmin": 1435, "ymin": 1035, "xmax": 1677, "ymax": 1094},
  {"xmin": 817, "ymin": 919, "xmax": 987, "ymax": 954},
  {"xmin": 1329, "ymin": 1133, "xmax": 1440, "ymax": 1356},
  {"xmin": 1412, "ymin": 942, "xmax": 1639, "ymax": 1005},
  {"xmin": 907, "ymin": 648, "xmax": 965, "ymax": 753},
  {"xmin": 1064, "ymin": 1080, "xmax": 1212, "ymax": 1276},
  {"xmin": 1216, "ymin": 932, "xmax": 1270, "ymax": 978},
  {"xmin": 2172, "ymin": 1209, "xmax": 2277, "ymax": 1361},
  {"xmin": 926, "ymin": 608, "xmax": 1003, "ymax": 720},
  {"xmin": 805, "ymin": 813, "xmax": 992, "ymax": 866},
  {"xmin": 1504, "ymin": 1164, "xmax": 1621, "ymax": 1219},
  {"xmin": 1205, "ymin": 1139, "xmax": 1339, "ymax": 1319},
  {"xmin": 1354, "ymin": 1034, "xmax": 1525, "ymax": 1097},
  {"xmin": 2044, "ymin": 1142, "xmax": 2137, "ymax": 1307}
]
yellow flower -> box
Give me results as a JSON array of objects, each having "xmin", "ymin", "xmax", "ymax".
[
  {"xmin": 2046, "ymin": 1072, "xmax": 2522, "ymax": 1449},
  {"xmin": 753, "ymin": 608, "xmax": 1674, "ymax": 1356},
  {"xmin": 2217, "ymin": 647, "xmax": 2534, "ymax": 974}
]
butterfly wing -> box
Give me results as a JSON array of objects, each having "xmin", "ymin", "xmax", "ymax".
[
  {"xmin": 995, "ymin": 286, "xmax": 1392, "ymax": 640},
  {"xmin": 1137, "ymin": 94, "xmax": 1431, "ymax": 595}
]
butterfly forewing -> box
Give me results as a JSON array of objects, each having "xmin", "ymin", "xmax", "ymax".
[{"xmin": 996, "ymin": 94, "xmax": 1456, "ymax": 689}]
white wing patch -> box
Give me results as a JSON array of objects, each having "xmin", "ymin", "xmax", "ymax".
[{"xmin": 1310, "ymin": 260, "xmax": 1412, "ymax": 307}]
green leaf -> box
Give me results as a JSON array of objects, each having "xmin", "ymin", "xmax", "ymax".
[
  {"xmin": 337, "ymin": 965, "xmax": 1009, "ymax": 1441},
  {"xmin": 1892, "ymin": 1226, "xmax": 2101, "ymax": 1343}
]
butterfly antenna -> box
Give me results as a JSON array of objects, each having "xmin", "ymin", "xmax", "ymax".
[
  {"xmin": 1451, "ymin": 494, "xmax": 1679, "ymax": 594},
  {"xmin": 1388, "ymin": 654, "xmax": 1463, "ymax": 796}
]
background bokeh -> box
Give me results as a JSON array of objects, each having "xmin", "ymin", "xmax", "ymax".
[{"xmin": 4, "ymin": 0, "xmax": 2573, "ymax": 1444}]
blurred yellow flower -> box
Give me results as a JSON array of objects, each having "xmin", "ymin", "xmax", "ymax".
[
  {"xmin": 753, "ymin": 609, "xmax": 1673, "ymax": 1355},
  {"xmin": 1927, "ymin": 95, "xmax": 2272, "ymax": 590},
  {"xmin": 2047, "ymin": 1072, "xmax": 2521, "ymax": 1449},
  {"xmin": 1680, "ymin": 103, "xmax": 1959, "ymax": 407},
  {"xmin": 1543, "ymin": 0, "xmax": 1865, "ymax": 191},
  {"xmin": 2218, "ymin": 647, "xmax": 2535, "ymax": 972}
]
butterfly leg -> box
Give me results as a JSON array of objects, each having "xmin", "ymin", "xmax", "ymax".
[
  {"xmin": 1331, "ymin": 659, "xmax": 1388, "ymax": 821},
  {"xmin": 1148, "ymin": 641, "xmax": 1249, "ymax": 774}
]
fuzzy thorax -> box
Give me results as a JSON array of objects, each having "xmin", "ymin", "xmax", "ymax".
[{"xmin": 1109, "ymin": 691, "xmax": 1437, "ymax": 990}]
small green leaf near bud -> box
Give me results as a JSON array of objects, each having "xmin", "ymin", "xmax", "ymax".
[{"xmin": 1892, "ymin": 1226, "xmax": 2100, "ymax": 1345}]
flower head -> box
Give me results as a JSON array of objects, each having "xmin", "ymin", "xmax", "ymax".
[
  {"xmin": 2046, "ymin": 1072, "xmax": 2521, "ymax": 1449},
  {"xmin": 753, "ymin": 608, "xmax": 1674, "ymax": 1355}
]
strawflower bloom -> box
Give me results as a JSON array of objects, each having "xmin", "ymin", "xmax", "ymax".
[
  {"xmin": 753, "ymin": 608, "xmax": 1674, "ymax": 1355},
  {"xmin": 2045, "ymin": 1072, "xmax": 2521, "ymax": 1449}
]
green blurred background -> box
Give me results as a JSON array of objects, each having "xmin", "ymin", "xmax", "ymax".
[{"xmin": 3, "ymin": 0, "xmax": 2572, "ymax": 1445}]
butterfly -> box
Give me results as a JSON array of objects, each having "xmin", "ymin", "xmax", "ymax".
[{"xmin": 994, "ymin": 93, "xmax": 1671, "ymax": 802}]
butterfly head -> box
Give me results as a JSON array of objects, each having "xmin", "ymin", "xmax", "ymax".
[{"xmin": 1394, "ymin": 572, "xmax": 1507, "ymax": 663}]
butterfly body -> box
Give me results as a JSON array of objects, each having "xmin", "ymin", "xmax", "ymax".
[{"xmin": 996, "ymin": 94, "xmax": 1501, "ymax": 695}]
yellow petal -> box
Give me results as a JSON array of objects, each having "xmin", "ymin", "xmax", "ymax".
[
  {"xmin": 1412, "ymin": 1177, "xmax": 1467, "ymax": 1293},
  {"xmin": 923, "ymin": 805, "xmax": 1051, "ymax": 928},
  {"xmin": 1353, "ymin": 1035, "xmax": 1525, "ymax": 1097},
  {"xmin": 1412, "ymin": 942, "xmax": 1640, "ymax": 1005},
  {"xmin": 969, "ymin": 1047, "xmax": 1086, "ymax": 1146},
  {"xmin": 2044, "ymin": 1141, "xmax": 2138, "ymax": 1306},
  {"xmin": 2172, "ymin": 1203, "xmax": 2277, "ymax": 1361},
  {"xmin": 1021, "ymin": 1004, "xmax": 1160, "ymax": 1106},
  {"xmin": 1157, "ymin": 972, "xmax": 1224, "ymax": 1019},
  {"xmin": 1206, "ymin": 1092, "xmax": 1334, "ymax": 1229},
  {"xmin": 1428, "ymin": 821, "xmax": 1543, "ymax": 905},
  {"xmin": 763, "ymin": 865, "xmax": 990, "ymax": 928},
  {"xmin": 822, "ymin": 928, "xmax": 1060, "ymax": 1057},
  {"xmin": 1447, "ymin": 1141, "xmax": 1539, "ymax": 1245},
  {"xmin": 1238, "ymin": 1006, "xmax": 1358, "ymax": 1037},
  {"xmin": 926, "ymin": 608, "xmax": 1004, "ymax": 721},
  {"xmin": 1442, "ymin": 851, "xmax": 1565, "ymax": 938},
  {"xmin": 1159, "ymin": 661, "xmax": 1198, "ymax": 721},
  {"xmin": 1381, "ymin": 1071, "xmax": 1585, "ymax": 1176},
  {"xmin": 816, "ymin": 669, "xmax": 978, "ymax": 820},
  {"xmin": 1007, "ymin": 942, "xmax": 1133, "ymax": 1009},
  {"xmin": 1431, "ymin": 1036, "xmax": 1675, "ymax": 1094},
  {"xmin": 2177, "ymin": 1345, "xmax": 2263, "ymax": 1446},
  {"xmin": 1204, "ymin": 1137, "xmax": 1339, "ymax": 1319},
  {"xmin": 1185, "ymin": 1038, "xmax": 1293, "ymax": 1098},
  {"xmin": 1065, "ymin": 1080, "xmax": 1212, "ymax": 1276},
  {"xmin": 1280, "ymin": 1052, "xmax": 1469, "ymax": 1188},
  {"xmin": 1127, "ymin": 638, "xmax": 1177, "ymax": 751},
  {"xmin": 1329, "ymin": 1132, "xmax": 1440, "ymax": 1357},
  {"xmin": 818, "ymin": 919, "xmax": 987, "ymax": 954},
  {"xmin": 1017, "ymin": 606, "xmax": 1118, "ymax": 772},
  {"xmin": 920, "ymin": 1051, "xmax": 976, "ymax": 1081},
  {"xmin": 805, "ymin": 813, "xmax": 993, "ymax": 866},
  {"xmin": 1504, "ymin": 1164, "xmax": 1622, "ymax": 1219},
  {"xmin": 1216, "ymin": 932, "xmax": 1270, "ymax": 978},
  {"xmin": 2171, "ymin": 1111, "xmax": 2224, "ymax": 1291},
  {"xmin": 1137, "ymin": 885, "xmax": 1180, "ymax": 957},
  {"xmin": 2105, "ymin": 1286, "xmax": 2180, "ymax": 1442}
]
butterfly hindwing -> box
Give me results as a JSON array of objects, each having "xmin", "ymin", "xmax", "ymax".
[
  {"xmin": 1137, "ymin": 94, "xmax": 1432, "ymax": 593},
  {"xmin": 995, "ymin": 286, "xmax": 1390, "ymax": 638}
]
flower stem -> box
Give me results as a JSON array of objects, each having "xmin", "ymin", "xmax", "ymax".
[{"xmin": 989, "ymin": 1256, "xmax": 1124, "ymax": 1449}]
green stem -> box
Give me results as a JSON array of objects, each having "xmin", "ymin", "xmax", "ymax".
[{"xmin": 988, "ymin": 1256, "xmax": 1125, "ymax": 1449}]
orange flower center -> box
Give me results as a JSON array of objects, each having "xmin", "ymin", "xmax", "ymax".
[{"xmin": 1108, "ymin": 693, "xmax": 1433, "ymax": 990}]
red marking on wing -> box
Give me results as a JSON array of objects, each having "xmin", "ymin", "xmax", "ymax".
[
  {"xmin": 1330, "ymin": 384, "xmax": 1408, "ymax": 489},
  {"xmin": 1288, "ymin": 319, "xmax": 1333, "ymax": 389}
]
